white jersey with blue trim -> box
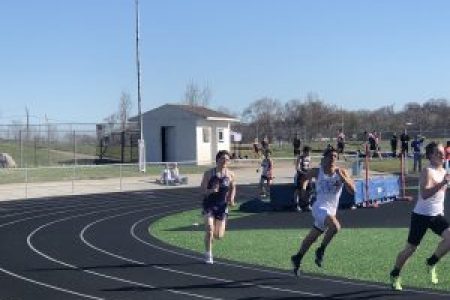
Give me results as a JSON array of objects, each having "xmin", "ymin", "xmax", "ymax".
[{"xmin": 313, "ymin": 166, "xmax": 344, "ymax": 214}]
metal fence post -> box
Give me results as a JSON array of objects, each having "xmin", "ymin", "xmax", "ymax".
[
  {"xmin": 19, "ymin": 130, "xmax": 23, "ymax": 168},
  {"xmin": 119, "ymin": 164, "xmax": 123, "ymax": 191},
  {"xmin": 72, "ymin": 130, "xmax": 76, "ymax": 194},
  {"xmin": 25, "ymin": 165, "xmax": 28, "ymax": 199}
]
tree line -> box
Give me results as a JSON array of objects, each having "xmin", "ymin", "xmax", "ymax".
[{"xmin": 232, "ymin": 94, "xmax": 450, "ymax": 143}]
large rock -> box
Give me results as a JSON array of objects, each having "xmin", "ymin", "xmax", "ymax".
[{"xmin": 0, "ymin": 153, "xmax": 17, "ymax": 168}]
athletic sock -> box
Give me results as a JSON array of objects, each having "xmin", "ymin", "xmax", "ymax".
[
  {"xmin": 427, "ymin": 254, "xmax": 439, "ymax": 266},
  {"xmin": 294, "ymin": 252, "xmax": 304, "ymax": 261},
  {"xmin": 390, "ymin": 268, "xmax": 400, "ymax": 277}
]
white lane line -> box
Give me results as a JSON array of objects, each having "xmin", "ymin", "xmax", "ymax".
[
  {"xmin": 0, "ymin": 194, "xmax": 158, "ymax": 219},
  {"xmin": 27, "ymin": 202, "xmax": 223, "ymax": 300},
  {"xmin": 0, "ymin": 200, "xmax": 148, "ymax": 229},
  {"xmin": 0, "ymin": 267, "xmax": 103, "ymax": 300},
  {"xmin": 132, "ymin": 215, "xmax": 450, "ymax": 298},
  {"xmin": 0, "ymin": 199, "xmax": 116, "ymax": 219},
  {"xmin": 0, "ymin": 200, "xmax": 178, "ymax": 300},
  {"xmin": 0, "ymin": 190, "xmax": 159, "ymax": 214},
  {"xmin": 80, "ymin": 207, "xmax": 323, "ymax": 297}
]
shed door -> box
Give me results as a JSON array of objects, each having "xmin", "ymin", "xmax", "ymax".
[{"xmin": 161, "ymin": 126, "xmax": 176, "ymax": 162}]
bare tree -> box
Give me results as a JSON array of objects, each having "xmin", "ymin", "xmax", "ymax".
[
  {"xmin": 103, "ymin": 113, "xmax": 117, "ymax": 134},
  {"xmin": 118, "ymin": 92, "xmax": 132, "ymax": 130},
  {"xmin": 103, "ymin": 91, "xmax": 133, "ymax": 132},
  {"xmin": 242, "ymin": 97, "xmax": 282, "ymax": 141},
  {"xmin": 183, "ymin": 81, "xmax": 212, "ymax": 107}
]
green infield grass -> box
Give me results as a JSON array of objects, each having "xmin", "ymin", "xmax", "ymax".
[{"xmin": 151, "ymin": 206, "xmax": 450, "ymax": 291}]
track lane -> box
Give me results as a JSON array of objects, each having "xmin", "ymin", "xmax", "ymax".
[{"xmin": 0, "ymin": 187, "xmax": 449, "ymax": 299}]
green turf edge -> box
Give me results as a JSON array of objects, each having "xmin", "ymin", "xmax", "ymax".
[{"xmin": 150, "ymin": 207, "xmax": 450, "ymax": 291}]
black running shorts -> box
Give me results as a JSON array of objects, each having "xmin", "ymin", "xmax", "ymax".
[{"xmin": 407, "ymin": 212, "xmax": 450, "ymax": 246}]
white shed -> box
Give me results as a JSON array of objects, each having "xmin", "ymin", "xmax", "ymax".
[{"xmin": 137, "ymin": 104, "xmax": 239, "ymax": 165}]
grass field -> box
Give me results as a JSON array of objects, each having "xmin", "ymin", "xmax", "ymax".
[
  {"xmin": 0, "ymin": 164, "xmax": 211, "ymax": 185},
  {"xmin": 151, "ymin": 207, "xmax": 450, "ymax": 292}
]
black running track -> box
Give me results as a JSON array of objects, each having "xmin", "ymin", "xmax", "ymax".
[{"xmin": 0, "ymin": 184, "xmax": 449, "ymax": 300}]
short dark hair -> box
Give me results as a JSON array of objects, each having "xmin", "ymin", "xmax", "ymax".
[
  {"xmin": 216, "ymin": 150, "xmax": 231, "ymax": 162},
  {"xmin": 303, "ymin": 146, "xmax": 311, "ymax": 153},
  {"xmin": 425, "ymin": 142, "xmax": 440, "ymax": 159},
  {"xmin": 323, "ymin": 144, "xmax": 337, "ymax": 157}
]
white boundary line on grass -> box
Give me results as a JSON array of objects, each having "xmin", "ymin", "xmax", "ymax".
[{"xmin": 132, "ymin": 213, "xmax": 450, "ymax": 298}]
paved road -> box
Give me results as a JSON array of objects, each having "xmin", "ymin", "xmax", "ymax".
[{"xmin": 0, "ymin": 185, "xmax": 448, "ymax": 299}]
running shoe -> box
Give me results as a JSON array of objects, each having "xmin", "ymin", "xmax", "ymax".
[
  {"xmin": 205, "ymin": 252, "xmax": 213, "ymax": 264},
  {"xmin": 428, "ymin": 264, "xmax": 438, "ymax": 284},
  {"xmin": 291, "ymin": 254, "xmax": 301, "ymax": 276},
  {"xmin": 390, "ymin": 275, "xmax": 402, "ymax": 291},
  {"xmin": 315, "ymin": 247, "xmax": 324, "ymax": 267}
]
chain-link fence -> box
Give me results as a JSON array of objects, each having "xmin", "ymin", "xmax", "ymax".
[{"xmin": 0, "ymin": 123, "xmax": 140, "ymax": 168}]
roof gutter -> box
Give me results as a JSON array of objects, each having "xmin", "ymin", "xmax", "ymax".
[{"xmin": 206, "ymin": 117, "xmax": 240, "ymax": 122}]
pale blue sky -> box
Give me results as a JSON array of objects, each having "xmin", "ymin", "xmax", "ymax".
[{"xmin": 1, "ymin": 0, "xmax": 450, "ymax": 123}]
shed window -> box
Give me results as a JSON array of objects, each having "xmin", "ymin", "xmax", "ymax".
[{"xmin": 218, "ymin": 128, "xmax": 224, "ymax": 143}]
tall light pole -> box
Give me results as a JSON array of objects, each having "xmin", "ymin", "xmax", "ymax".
[{"xmin": 135, "ymin": 0, "xmax": 146, "ymax": 171}]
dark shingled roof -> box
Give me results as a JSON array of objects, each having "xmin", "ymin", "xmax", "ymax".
[
  {"xmin": 129, "ymin": 104, "xmax": 239, "ymax": 121},
  {"xmin": 168, "ymin": 104, "xmax": 237, "ymax": 119}
]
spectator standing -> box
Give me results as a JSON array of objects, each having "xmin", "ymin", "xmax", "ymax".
[
  {"xmin": 294, "ymin": 146, "xmax": 312, "ymax": 211},
  {"xmin": 252, "ymin": 138, "xmax": 260, "ymax": 158},
  {"xmin": 293, "ymin": 134, "xmax": 301, "ymax": 157},
  {"xmin": 368, "ymin": 132, "xmax": 377, "ymax": 158},
  {"xmin": 400, "ymin": 130, "xmax": 410, "ymax": 155},
  {"xmin": 390, "ymin": 134, "xmax": 398, "ymax": 158},
  {"xmin": 411, "ymin": 136, "xmax": 425, "ymax": 172},
  {"xmin": 261, "ymin": 136, "xmax": 269, "ymax": 152},
  {"xmin": 374, "ymin": 131, "xmax": 383, "ymax": 159},
  {"xmin": 259, "ymin": 149, "xmax": 274, "ymax": 197},
  {"xmin": 336, "ymin": 129, "xmax": 345, "ymax": 160}
]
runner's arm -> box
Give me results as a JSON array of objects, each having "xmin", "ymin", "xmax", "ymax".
[
  {"xmin": 420, "ymin": 168, "xmax": 449, "ymax": 199},
  {"xmin": 226, "ymin": 172, "xmax": 236, "ymax": 205},
  {"xmin": 337, "ymin": 168, "xmax": 355, "ymax": 194}
]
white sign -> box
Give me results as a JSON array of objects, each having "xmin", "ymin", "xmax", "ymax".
[{"xmin": 230, "ymin": 131, "xmax": 242, "ymax": 142}]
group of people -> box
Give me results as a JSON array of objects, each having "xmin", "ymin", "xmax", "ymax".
[
  {"xmin": 158, "ymin": 162, "xmax": 187, "ymax": 185},
  {"xmin": 199, "ymin": 140, "xmax": 450, "ymax": 292},
  {"xmin": 390, "ymin": 130, "xmax": 414, "ymax": 157}
]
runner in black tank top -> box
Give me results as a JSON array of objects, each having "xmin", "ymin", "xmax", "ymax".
[
  {"xmin": 202, "ymin": 167, "xmax": 231, "ymax": 220},
  {"xmin": 200, "ymin": 150, "xmax": 236, "ymax": 264}
]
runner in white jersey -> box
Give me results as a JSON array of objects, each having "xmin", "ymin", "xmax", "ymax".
[
  {"xmin": 291, "ymin": 145, "xmax": 355, "ymax": 276},
  {"xmin": 390, "ymin": 142, "xmax": 450, "ymax": 291}
]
